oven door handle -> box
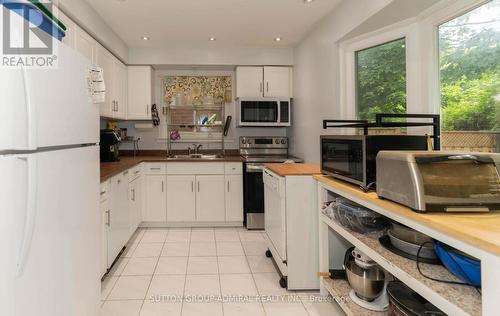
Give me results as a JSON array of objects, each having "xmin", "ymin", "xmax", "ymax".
[{"xmin": 246, "ymin": 164, "xmax": 265, "ymax": 173}]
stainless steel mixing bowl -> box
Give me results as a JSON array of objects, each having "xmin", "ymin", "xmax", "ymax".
[{"xmin": 345, "ymin": 260, "xmax": 386, "ymax": 302}]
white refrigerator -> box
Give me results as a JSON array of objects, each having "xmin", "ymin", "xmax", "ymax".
[{"xmin": 0, "ymin": 24, "xmax": 101, "ymax": 316}]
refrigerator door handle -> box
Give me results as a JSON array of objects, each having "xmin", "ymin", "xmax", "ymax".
[{"xmin": 16, "ymin": 155, "xmax": 38, "ymax": 276}]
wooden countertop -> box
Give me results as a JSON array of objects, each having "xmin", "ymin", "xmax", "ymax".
[
  {"xmin": 264, "ymin": 163, "xmax": 321, "ymax": 176},
  {"xmin": 101, "ymin": 154, "xmax": 244, "ymax": 182},
  {"xmin": 314, "ymin": 175, "xmax": 500, "ymax": 257}
]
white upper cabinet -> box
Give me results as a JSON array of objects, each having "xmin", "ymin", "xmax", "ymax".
[
  {"xmin": 236, "ymin": 67, "xmax": 263, "ymax": 98},
  {"xmin": 127, "ymin": 66, "xmax": 153, "ymax": 120},
  {"xmin": 236, "ymin": 66, "xmax": 293, "ymax": 98},
  {"xmin": 97, "ymin": 45, "xmax": 127, "ymax": 120},
  {"xmin": 114, "ymin": 61, "xmax": 128, "ymax": 119},
  {"xmin": 263, "ymin": 66, "xmax": 292, "ymax": 98}
]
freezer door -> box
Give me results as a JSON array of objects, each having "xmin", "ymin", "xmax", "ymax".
[
  {"xmin": 1, "ymin": 146, "xmax": 100, "ymax": 316},
  {"xmin": 0, "ymin": 10, "xmax": 98, "ymax": 151}
]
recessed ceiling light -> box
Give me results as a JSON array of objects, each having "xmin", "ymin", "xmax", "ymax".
[
  {"xmin": 274, "ymin": 37, "xmax": 282, "ymax": 42},
  {"xmin": 209, "ymin": 37, "xmax": 216, "ymax": 41},
  {"xmin": 304, "ymin": 0, "xmax": 315, "ymax": 3},
  {"xmin": 142, "ymin": 36, "xmax": 150, "ymax": 41}
]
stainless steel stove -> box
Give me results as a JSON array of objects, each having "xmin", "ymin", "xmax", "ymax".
[{"xmin": 240, "ymin": 136, "xmax": 302, "ymax": 229}]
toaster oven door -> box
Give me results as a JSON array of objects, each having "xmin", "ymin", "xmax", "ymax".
[
  {"xmin": 416, "ymin": 154, "xmax": 500, "ymax": 211},
  {"xmin": 321, "ymin": 138, "xmax": 365, "ymax": 186}
]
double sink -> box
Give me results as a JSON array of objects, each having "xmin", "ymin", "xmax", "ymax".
[{"xmin": 167, "ymin": 154, "xmax": 225, "ymax": 161}]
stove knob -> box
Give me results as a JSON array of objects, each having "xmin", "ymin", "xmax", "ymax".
[
  {"xmin": 247, "ymin": 139, "xmax": 252, "ymax": 144},
  {"xmin": 242, "ymin": 139, "xmax": 246, "ymax": 144},
  {"xmin": 281, "ymin": 139, "xmax": 287, "ymax": 144},
  {"xmin": 275, "ymin": 139, "xmax": 280, "ymax": 144}
]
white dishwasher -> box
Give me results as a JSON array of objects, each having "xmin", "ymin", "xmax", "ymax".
[{"xmin": 263, "ymin": 169, "xmax": 287, "ymax": 264}]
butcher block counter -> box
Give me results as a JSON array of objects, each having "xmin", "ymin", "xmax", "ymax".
[{"xmin": 264, "ymin": 163, "xmax": 321, "ymax": 177}]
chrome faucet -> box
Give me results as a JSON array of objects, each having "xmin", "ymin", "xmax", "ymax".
[{"xmin": 192, "ymin": 143, "xmax": 203, "ymax": 154}]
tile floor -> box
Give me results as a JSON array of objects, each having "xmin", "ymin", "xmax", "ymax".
[{"xmin": 101, "ymin": 227, "xmax": 345, "ymax": 316}]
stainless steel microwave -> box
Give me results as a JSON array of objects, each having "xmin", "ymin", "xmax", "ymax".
[{"xmin": 237, "ymin": 98, "xmax": 291, "ymax": 127}]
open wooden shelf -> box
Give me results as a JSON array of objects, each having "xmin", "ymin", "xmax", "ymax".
[
  {"xmin": 320, "ymin": 213, "xmax": 481, "ymax": 316},
  {"xmin": 322, "ymin": 277, "xmax": 385, "ymax": 316}
]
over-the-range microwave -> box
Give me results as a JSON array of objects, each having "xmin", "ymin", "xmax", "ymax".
[{"xmin": 237, "ymin": 97, "xmax": 291, "ymax": 127}]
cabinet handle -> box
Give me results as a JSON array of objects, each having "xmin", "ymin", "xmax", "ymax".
[
  {"xmin": 100, "ymin": 190, "xmax": 106, "ymax": 196},
  {"xmin": 161, "ymin": 181, "xmax": 164, "ymax": 193},
  {"xmin": 150, "ymin": 167, "xmax": 161, "ymax": 171},
  {"xmin": 191, "ymin": 181, "xmax": 194, "ymax": 192},
  {"xmin": 259, "ymin": 82, "xmax": 263, "ymax": 93},
  {"xmin": 227, "ymin": 181, "xmax": 230, "ymax": 193},
  {"xmin": 131, "ymin": 189, "xmax": 135, "ymax": 201},
  {"xmin": 117, "ymin": 179, "xmax": 121, "ymax": 184},
  {"xmin": 134, "ymin": 170, "xmax": 140, "ymax": 175},
  {"xmin": 123, "ymin": 171, "xmax": 128, "ymax": 175},
  {"xmin": 266, "ymin": 82, "xmax": 269, "ymax": 92},
  {"xmin": 106, "ymin": 210, "xmax": 110, "ymax": 226},
  {"xmin": 146, "ymin": 105, "xmax": 149, "ymax": 115},
  {"xmin": 197, "ymin": 181, "xmax": 200, "ymax": 192}
]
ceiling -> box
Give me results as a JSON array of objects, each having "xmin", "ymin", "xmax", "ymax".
[{"xmin": 84, "ymin": 0, "xmax": 342, "ymax": 49}]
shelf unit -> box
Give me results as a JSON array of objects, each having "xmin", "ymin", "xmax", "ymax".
[
  {"xmin": 316, "ymin": 178, "xmax": 491, "ymax": 316},
  {"xmin": 166, "ymin": 104, "xmax": 225, "ymax": 154}
]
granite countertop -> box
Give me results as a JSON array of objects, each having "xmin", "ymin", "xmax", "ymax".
[
  {"xmin": 264, "ymin": 163, "xmax": 321, "ymax": 177},
  {"xmin": 101, "ymin": 151, "xmax": 244, "ymax": 182}
]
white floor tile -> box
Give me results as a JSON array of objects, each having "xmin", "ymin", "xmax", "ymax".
[
  {"xmin": 189, "ymin": 242, "xmax": 216, "ymax": 256},
  {"xmin": 184, "ymin": 274, "xmax": 221, "ymax": 296},
  {"xmin": 101, "ymin": 276, "xmax": 119, "ymax": 300},
  {"xmin": 215, "ymin": 230, "xmax": 240, "ymax": 242},
  {"xmin": 182, "ymin": 302, "xmax": 223, "ymax": 316},
  {"xmin": 141, "ymin": 231, "xmax": 168, "ymax": 243},
  {"xmin": 241, "ymin": 241, "xmax": 268, "ymax": 256},
  {"xmin": 101, "ymin": 300, "xmax": 143, "ymax": 316},
  {"xmin": 108, "ymin": 258, "xmax": 130, "ymax": 276},
  {"xmin": 155, "ymin": 257, "xmax": 188, "ymax": 275},
  {"xmin": 262, "ymin": 301, "xmax": 309, "ymax": 316},
  {"xmin": 108, "ymin": 275, "xmax": 151, "ymax": 300},
  {"xmin": 133, "ymin": 243, "xmax": 163, "ymax": 258},
  {"xmin": 222, "ymin": 302, "xmax": 266, "ymax": 316},
  {"xmin": 139, "ymin": 300, "xmax": 182, "ymax": 316},
  {"xmin": 167, "ymin": 231, "xmax": 191, "ymax": 242},
  {"xmin": 147, "ymin": 275, "xmax": 186, "ymax": 298},
  {"xmin": 216, "ymin": 241, "xmax": 244, "ymax": 256},
  {"xmin": 238, "ymin": 231, "xmax": 265, "ymax": 242},
  {"xmin": 219, "ymin": 274, "xmax": 258, "ymax": 296},
  {"xmin": 300, "ymin": 295, "xmax": 345, "ymax": 316},
  {"xmin": 161, "ymin": 242, "xmax": 190, "ymax": 257},
  {"xmin": 187, "ymin": 257, "xmax": 219, "ymax": 275},
  {"xmin": 218, "ymin": 256, "xmax": 251, "ymax": 274},
  {"xmin": 191, "ymin": 230, "xmax": 215, "ymax": 242},
  {"xmin": 253, "ymin": 272, "xmax": 288, "ymax": 296},
  {"xmin": 247, "ymin": 256, "xmax": 276, "ymax": 273},
  {"xmin": 122, "ymin": 257, "xmax": 158, "ymax": 276}
]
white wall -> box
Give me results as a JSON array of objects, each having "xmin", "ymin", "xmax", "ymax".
[
  {"xmin": 56, "ymin": 0, "xmax": 129, "ymax": 62},
  {"xmin": 289, "ymin": 0, "xmax": 393, "ymax": 163},
  {"xmin": 128, "ymin": 47, "xmax": 293, "ymax": 66}
]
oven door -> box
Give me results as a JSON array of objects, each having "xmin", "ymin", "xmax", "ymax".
[
  {"xmin": 321, "ymin": 137, "xmax": 366, "ymax": 187},
  {"xmin": 238, "ymin": 99, "xmax": 280, "ymax": 126},
  {"xmin": 244, "ymin": 163, "xmax": 265, "ymax": 229}
]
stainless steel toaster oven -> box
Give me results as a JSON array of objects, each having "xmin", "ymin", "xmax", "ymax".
[{"xmin": 376, "ymin": 151, "xmax": 500, "ymax": 212}]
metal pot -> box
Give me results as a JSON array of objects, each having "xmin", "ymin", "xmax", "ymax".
[
  {"xmin": 387, "ymin": 229, "xmax": 437, "ymax": 260},
  {"xmin": 387, "ymin": 281, "xmax": 445, "ymax": 316},
  {"xmin": 390, "ymin": 222, "xmax": 433, "ymax": 245},
  {"xmin": 345, "ymin": 260, "xmax": 385, "ymax": 302}
]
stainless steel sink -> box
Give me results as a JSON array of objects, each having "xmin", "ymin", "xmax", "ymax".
[{"xmin": 168, "ymin": 154, "xmax": 224, "ymax": 160}]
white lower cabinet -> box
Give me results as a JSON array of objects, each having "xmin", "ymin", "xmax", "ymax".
[
  {"xmin": 108, "ymin": 172, "xmax": 130, "ymax": 266},
  {"xmin": 100, "ymin": 195, "xmax": 109, "ymax": 277},
  {"xmin": 196, "ymin": 175, "xmax": 225, "ymax": 222},
  {"xmin": 167, "ymin": 175, "xmax": 196, "ymax": 222},
  {"xmin": 225, "ymin": 175, "xmax": 244, "ymax": 222},
  {"xmin": 128, "ymin": 176, "xmax": 142, "ymax": 236},
  {"xmin": 144, "ymin": 174, "xmax": 167, "ymax": 222}
]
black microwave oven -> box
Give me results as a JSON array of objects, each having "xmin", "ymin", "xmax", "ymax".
[
  {"xmin": 320, "ymin": 135, "xmax": 429, "ymax": 190},
  {"xmin": 237, "ymin": 98, "xmax": 291, "ymax": 127}
]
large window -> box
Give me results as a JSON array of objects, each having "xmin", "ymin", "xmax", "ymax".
[
  {"xmin": 356, "ymin": 38, "xmax": 407, "ymax": 121},
  {"xmin": 439, "ymin": 0, "xmax": 500, "ymax": 132}
]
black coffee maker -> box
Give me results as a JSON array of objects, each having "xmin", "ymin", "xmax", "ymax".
[{"xmin": 100, "ymin": 129, "xmax": 121, "ymax": 162}]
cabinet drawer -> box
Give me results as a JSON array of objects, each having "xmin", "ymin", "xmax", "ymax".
[
  {"xmin": 144, "ymin": 163, "xmax": 166, "ymax": 174},
  {"xmin": 225, "ymin": 162, "xmax": 242, "ymax": 175},
  {"xmin": 167, "ymin": 162, "xmax": 225, "ymax": 175},
  {"xmin": 128, "ymin": 165, "xmax": 142, "ymax": 182},
  {"xmin": 100, "ymin": 180, "xmax": 110, "ymax": 202}
]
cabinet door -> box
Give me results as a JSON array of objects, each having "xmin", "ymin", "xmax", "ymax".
[
  {"xmin": 114, "ymin": 61, "xmax": 127, "ymax": 119},
  {"xmin": 127, "ymin": 66, "xmax": 152, "ymax": 120},
  {"xmin": 236, "ymin": 67, "xmax": 263, "ymax": 98},
  {"xmin": 144, "ymin": 175, "xmax": 167, "ymax": 222},
  {"xmin": 167, "ymin": 175, "xmax": 196, "ymax": 222},
  {"xmin": 128, "ymin": 177, "xmax": 142, "ymax": 237},
  {"xmin": 108, "ymin": 173, "xmax": 129, "ymax": 265},
  {"xmin": 96, "ymin": 46, "xmax": 115, "ymax": 118},
  {"xmin": 264, "ymin": 66, "xmax": 291, "ymax": 97},
  {"xmin": 75, "ymin": 26, "xmax": 96, "ymax": 65},
  {"xmin": 225, "ymin": 175, "xmax": 243, "ymax": 222},
  {"xmin": 100, "ymin": 198, "xmax": 109, "ymax": 276},
  {"xmin": 196, "ymin": 175, "xmax": 225, "ymax": 221}
]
